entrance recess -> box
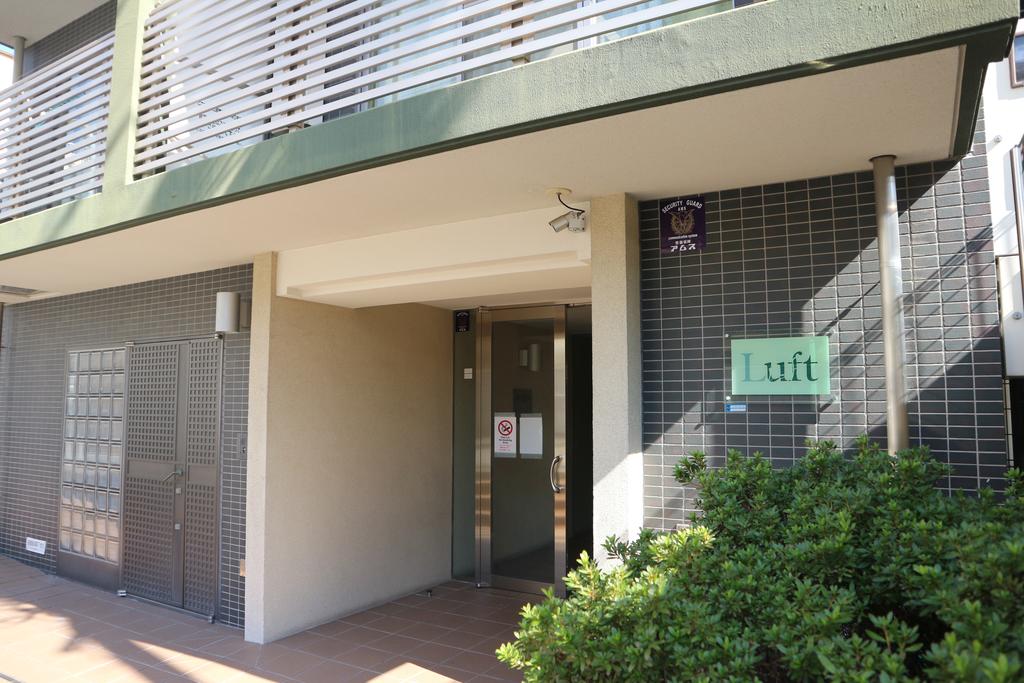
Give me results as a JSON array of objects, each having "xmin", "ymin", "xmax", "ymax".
[
  {"xmin": 476, "ymin": 306, "xmax": 567, "ymax": 595},
  {"xmin": 122, "ymin": 338, "xmax": 221, "ymax": 617}
]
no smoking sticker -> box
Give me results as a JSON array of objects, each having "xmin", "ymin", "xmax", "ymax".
[{"xmin": 494, "ymin": 413, "xmax": 516, "ymax": 457}]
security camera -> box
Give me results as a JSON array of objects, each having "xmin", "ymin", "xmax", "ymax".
[{"xmin": 549, "ymin": 211, "xmax": 586, "ymax": 233}]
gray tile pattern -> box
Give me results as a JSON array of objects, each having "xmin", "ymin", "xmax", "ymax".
[
  {"xmin": 220, "ymin": 317, "xmax": 250, "ymax": 628},
  {"xmin": 0, "ymin": 265, "xmax": 251, "ymax": 627},
  {"xmin": 639, "ymin": 122, "xmax": 1007, "ymax": 530},
  {"xmin": 22, "ymin": 1, "xmax": 116, "ymax": 76}
]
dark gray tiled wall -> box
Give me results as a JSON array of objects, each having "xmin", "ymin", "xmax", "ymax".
[
  {"xmin": 0, "ymin": 265, "xmax": 251, "ymax": 627},
  {"xmin": 22, "ymin": 1, "xmax": 116, "ymax": 76},
  {"xmin": 640, "ymin": 122, "xmax": 1007, "ymax": 530}
]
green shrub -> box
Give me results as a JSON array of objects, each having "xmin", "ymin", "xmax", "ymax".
[{"xmin": 497, "ymin": 438, "xmax": 1024, "ymax": 682}]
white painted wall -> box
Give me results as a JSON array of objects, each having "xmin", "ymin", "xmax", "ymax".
[
  {"xmin": 982, "ymin": 30, "xmax": 1024, "ymax": 376},
  {"xmin": 246, "ymin": 254, "xmax": 454, "ymax": 643},
  {"xmin": 590, "ymin": 195, "xmax": 644, "ymax": 562},
  {"xmin": 983, "ymin": 31, "xmax": 1024, "ymax": 259}
]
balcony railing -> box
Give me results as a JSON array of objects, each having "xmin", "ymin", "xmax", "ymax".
[
  {"xmin": 0, "ymin": 33, "xmax": 114, "ymax": 222},
  {"xmin": 134, "ymin": 0, "xmax": 723, "ymax": 175},
  {"xmin": 0, "ymin": 0, "xmax": 731, "ymax": 221}
]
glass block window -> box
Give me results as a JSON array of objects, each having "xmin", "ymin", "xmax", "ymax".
[{"xmin": 59, "ymin": 348, "xmax": 126, "ymax": 564}]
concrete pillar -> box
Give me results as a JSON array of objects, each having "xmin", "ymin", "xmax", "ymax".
[
  {"xmin": 244, "ymin": 252, "xmax": 275, "ymax": 643},
  {"xmin": 590, "ymin": 194, "xmax": 644, "ymax": 563},
  {"xmin": 101, "ymin": 0, "xmax": 157, "ymax": 191},
  {"xmin": 11, "ymin": 36, "xmax": 25, "ymax": 81},
  {"xmin": 872, "ymin": 155, "xmax": 909, "ymax": 453}
]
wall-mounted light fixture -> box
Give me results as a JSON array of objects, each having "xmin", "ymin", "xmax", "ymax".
[
  {"xmin": 528, "ymin": 343, "xmax": 542, "ymax": 372},
  {"xmin": 215, "ymin": 292, "xmax": 240, "ymax": 334},
  {"xmin": 519, "ymin": 343, "xmax": 542, "ymax": 371}
]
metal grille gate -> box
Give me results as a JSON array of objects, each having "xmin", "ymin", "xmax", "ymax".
[{"xmin": 122, "ymin": 338, "xmax": 222, "ymax": 617}]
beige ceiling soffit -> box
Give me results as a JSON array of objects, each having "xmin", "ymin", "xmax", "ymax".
[
  {"xmin": 301, "ymin": 270, "xmax": 593, "ymax": 308},
  {"xmin": 286, "ymin": 251, "xmax": 588, "ymax": 299}
]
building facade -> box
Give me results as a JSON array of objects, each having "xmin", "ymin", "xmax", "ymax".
[
  {"xmin": 0, "ymin": 0, "xmax": 1021, "ymax": 644},
  {"xmin": 640, "ymin": 146, "xmax": 1010, "ymax": 527}
]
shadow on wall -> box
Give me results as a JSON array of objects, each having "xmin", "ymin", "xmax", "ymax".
[{"xmin": 640, "ymin": 154, "xmax": 1007, "ymax": 529}]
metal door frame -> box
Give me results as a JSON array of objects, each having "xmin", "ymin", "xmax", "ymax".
[
  {"xmin": 475, "ymin": 305, "xmax": 567, "ymax": 596},
  {"xmin": 121, "ymin": 335, "xmax": 223, "ymax": 620}
]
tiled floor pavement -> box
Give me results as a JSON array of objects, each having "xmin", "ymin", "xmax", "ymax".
[{"xmin": 0, "ymin": 556, "xmax": 526, "ymax": 682}]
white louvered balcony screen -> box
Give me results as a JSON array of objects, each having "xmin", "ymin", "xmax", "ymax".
[
  {"xmin": 0, "ymin": 34, "xmax": 114, "ymax": 222},
  {"xmin": 134, "ymin": 0, "xmax": 720, "ymax": 175}
]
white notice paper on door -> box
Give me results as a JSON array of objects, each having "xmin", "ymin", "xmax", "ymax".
[
  {"xmin": 519, "ymin": 413, "xmax": 543, "ymax": 459},
  {"xmin": 494, "ymin": 413, "xmax": 517, "ymax": 458}
]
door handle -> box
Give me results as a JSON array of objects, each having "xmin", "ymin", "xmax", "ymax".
[
  {"xmin": 161, "ymin": 467, "xmax": 183, "ymax": 482},
  {"xmin": 549, "ymin": 455, "xmax": 562, "ymax": 493}
]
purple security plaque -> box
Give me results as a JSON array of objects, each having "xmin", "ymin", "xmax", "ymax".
[{"xmin": 659, "ymin": 195, "xmax": 706, "ymax": 255}]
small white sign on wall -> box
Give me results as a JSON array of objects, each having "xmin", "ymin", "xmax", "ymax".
[
  {"xmin": 494, "ymin": 413, "xmax": 517, "ymax": 458},
  {"xmin": 519, "ymin": 414, "xmax": 543, "ymax": 459},
  {"xmin": 25, "ymin": 537, "xmax": 46, "ymax": 555}
]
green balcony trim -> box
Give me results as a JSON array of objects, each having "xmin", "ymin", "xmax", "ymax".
[{"xmin": 0, "ymin": 0, "xmax": 1017, "ymax": 260}]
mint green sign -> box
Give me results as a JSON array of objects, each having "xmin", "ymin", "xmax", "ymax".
[{"xmin": 730, "ymin": 336, "xmax": 831, "ymax": 396}]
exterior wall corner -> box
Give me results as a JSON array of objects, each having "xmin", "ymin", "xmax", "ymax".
[{"xmin": 243, "ymin": 252, "xmax": 276, "ymax": 643}]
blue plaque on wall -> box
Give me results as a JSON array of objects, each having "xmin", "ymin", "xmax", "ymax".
[{"xmin": 659, "ymin": 195, "xmax": 706, "ymax": 255}]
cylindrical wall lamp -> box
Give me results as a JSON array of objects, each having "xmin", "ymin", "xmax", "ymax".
[
  {"xmin": 215, "ymin": 292, "xmax": 240, "ymax": 334},
  {"xmin": 518, "ymin": 344, "xmax": 542, "ymax": 371},
  {"xmin": 528, "ymin": 343, "xmax": 542, "ymax": 372}
]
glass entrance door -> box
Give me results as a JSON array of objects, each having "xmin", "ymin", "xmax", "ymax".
[{"xmin": 476, "ymin": 306, "xmax": 567, "ymax": 596}]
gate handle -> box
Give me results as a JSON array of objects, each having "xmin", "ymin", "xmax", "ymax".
[
  {"xmin": 549, "ymin": 455, "xmax": 562, "ymax": 493},
  {"xmin": 161, "ymin": 467, "xmax": 183, "ymax": 483}
]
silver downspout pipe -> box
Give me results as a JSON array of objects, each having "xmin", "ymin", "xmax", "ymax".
[
  {"xmin": 11, "ymin": 36, "xmax": 25, "ymax": 81},
  {"xmin": 872, "ymin": 155, "xmax": 909, "ymax": 453}
]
